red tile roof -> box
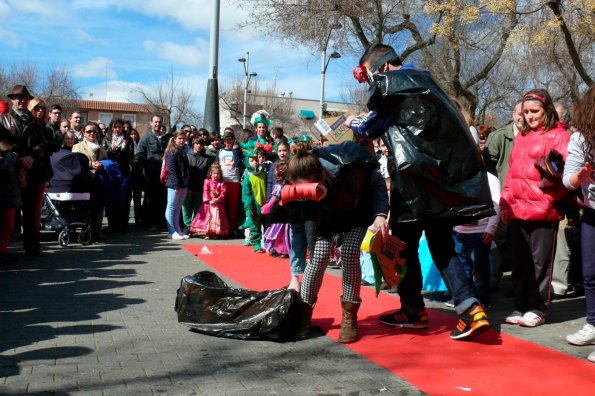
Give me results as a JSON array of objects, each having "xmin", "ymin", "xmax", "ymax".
[{"xmin": 59, "ymin": 99, "xmax": 156, "ymax": 113}]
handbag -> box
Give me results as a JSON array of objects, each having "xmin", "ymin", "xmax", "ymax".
[
  {"xmin": 534, "ymin": 149, "xmax": 564, "ymax": 189},
  {"xmin": 159, "ymin": 158, "xmax": 168, "ymax": 185}
]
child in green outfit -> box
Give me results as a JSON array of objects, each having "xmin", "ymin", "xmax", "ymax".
[{"xmin": 241, "ymin": 154, "xmax": 267, "ymax": 252}]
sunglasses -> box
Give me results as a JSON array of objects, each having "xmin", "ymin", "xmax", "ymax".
[
  {"xmin": 34, "ymin": 106, "xmax": 46, "ymax": 111},
  {"xmin": 84, "ymin": 130, "xmax": 97, "ymax": 134}
]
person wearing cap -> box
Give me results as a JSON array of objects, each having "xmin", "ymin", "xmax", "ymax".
[
  {"xmin": 0, "ymin": 85, "xmax": 35, "ymax": 138},
  {"xmin": 0, "ymin": 85, "xmax": 51, "ymax": 256}
]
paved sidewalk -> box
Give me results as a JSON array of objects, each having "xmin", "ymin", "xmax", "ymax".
[
  {"xmin": 0, "ymin": 228, "xmax": 591, "ymax": 395},
  {"xmin": 0, "ymin": 230, "xmax": 420, "ymax": 395}
]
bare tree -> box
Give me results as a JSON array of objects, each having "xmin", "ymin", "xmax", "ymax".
[
  {"xmin": 41, "ymin": 66, "xmax": 79, "ymax": 103},
  {"xmin": 219, "ymin": 76, "xmax": 246, "ymax": 127},
  {"xmin": 236, "ymin": 0, "xmax": 439, "ymax": 59},
  {"xmin": 130, "ymin": 69, "xmax": 202, "ymax": 129},
  {"xmin": 0, "ymin": 62, "xmax": 78, "ymax": 103},
  {"xmin": 340, "ymin": 83, "xmax": 367, "ymax": 113},
  {"xmin": 219, "ymin": 79, "xmax": 301, "ymax": 131}
]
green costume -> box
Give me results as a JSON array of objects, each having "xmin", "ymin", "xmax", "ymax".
[{"xmin": 241, "ymin": 167, "xmax": 267, "ymax": 251}]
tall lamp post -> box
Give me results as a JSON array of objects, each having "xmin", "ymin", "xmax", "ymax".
[
  {"xmin": 319, "ymin": 23, "xmax": 342, "ymax": 120},
  {"xmin": 203, "ymin": 0, "xmax": 221, "ymax": 132},
  {"xmin": 238, "ymin": 52, "xmax": 257, "ymax": 128}
]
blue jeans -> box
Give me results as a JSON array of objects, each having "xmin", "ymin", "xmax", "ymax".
[
  {"xmin": 581, "ymin": 207, "xmax": 595, "ymax": 326},
  {"xmin": 165, "ymin": 187, "xmax": 188, "ymax": 235},
  {"xmin": 453, "ymin": 231, "xmax": 491, "ymax": 306},
  {"xmin": 393, "ymin": 220, "xmax": 478, "ymax": 315},
  {"xmin": 289, "ymin": 220, "xmax": 317, "ymax": 276}
]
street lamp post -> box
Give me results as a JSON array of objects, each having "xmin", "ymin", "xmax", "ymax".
[
  {"xmin": 238, "ymin": 53, "xmax": 257, "ymax": 128},
  {"xmin": 203, "ymin": 0, "xmax": 221, "ymax": 133},
  {"xmin": 319, "ymin": 50, "xmax": 341, "ymax": 119},
  {"xmin": 319, "ymin": 23, "xmax": 342, "ymax": 120}
]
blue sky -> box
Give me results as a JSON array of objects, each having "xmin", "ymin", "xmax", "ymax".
[{"xmin": 0, "ymin": 0, "xmax": 356, "ymax": 113}]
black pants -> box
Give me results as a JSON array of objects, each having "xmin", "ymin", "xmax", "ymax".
[
  {"xmin": 510, "ymin": 220, "xmax": 558, "ymax": 313},
  {"xmin": 393, "ymin": 220, "xmax": 477, "ymax": 314},
  {"xmin": 142, "ymin": 173, "xmax": 166, "ymax": 228}
]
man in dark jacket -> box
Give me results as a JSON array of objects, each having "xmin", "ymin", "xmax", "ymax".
[
  {"xmin": 47, "ymin": 104, "xmax": 64, "ymax": 147},
  {"xmin": 483, "ymin": 102, "xmax": 523, "ymax": 289},
  {"xmin": 134, "ymin": 114, "xmax": 168, "ymax": 230}
]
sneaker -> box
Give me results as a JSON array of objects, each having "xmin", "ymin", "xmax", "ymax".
[
  {"xmin": 566, "ymin": 324, "xmax": 595, "ymax": 346},
  {"xmin": 379, "ymin": 308, "xmax": 429, "ymax": 329},
  {"xmin": 505, "ymin": 311, "xmax": 524, "ymax": 325},
  {"xmin": 171, "ymin": 232, "xmax": 187, "ymax": 240},
  {"xmin": 450, "ymin": 304, "xmax": 490, "ymax": 340},
  {"xmin": 243, "ymin": 240, "xmax": 251, "ymax": 246},
  {"xmin": 588, "ymin": 350, "xmax": 595, "ymax": 363},
  {"xmin": 518, "ymin": 311, "xmax": 545, "ymax": 327}
]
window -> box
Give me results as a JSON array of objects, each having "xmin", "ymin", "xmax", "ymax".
[
  {"xmin": 80, "ymin": 112, "xmax": 88, "ymax": 125},
  {"xmin": 99, "ymin": 112, "xmax": 113, "ymax": 125},
  {"xmin": 122, "ymin": 114, "xmax": 136, "ymax": 127}
]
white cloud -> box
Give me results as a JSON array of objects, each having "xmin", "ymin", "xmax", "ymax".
[
  {"xmin": 143, "ymin": 38, "xmax": 209, "ymax": 67},
  {"xmin": 72, "ymin": 28, "xmax": 107, "ymax": 45},
  {"xmin": 0, "ymin": 28, "xmax": 24, "ymax": 48},
  {"xmin": 0, "ymin": 1, "xmax": 10, "ymax": 18},
  {"xmin": 8, "ymin": 0, "xmax": 55, "ymax": 17},
  {"xmin": 73, "ymin": 56, "xmax": 118, "ymax": 79},
  {"xmin": 79, "ymin": 80, "xmax": 148, "ymax": 103},
  {"xmin": 72, "ymin": 0, "xmax": 254, "ymax": 39}
]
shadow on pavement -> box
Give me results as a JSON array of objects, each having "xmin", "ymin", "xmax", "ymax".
[{"xmin": 0, "ymin": 228, "xmax": 172, "ymax": 378}]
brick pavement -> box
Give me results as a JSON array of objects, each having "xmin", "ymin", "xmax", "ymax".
[{"xmin": 0, "ymin": 230, "xmax": 422, "ymax": 395}]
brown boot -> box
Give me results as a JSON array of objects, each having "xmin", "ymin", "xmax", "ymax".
[
  {"xmin": 292, "ymin": 298, "xmax": 315, "ymax": 340},
  {"xmin": 339, "ymin": 298, "xmax": 360, "ymax": 344},
  {"xmin": 92, "ymin": 212, "xmax": 106, "ymax": 240}
]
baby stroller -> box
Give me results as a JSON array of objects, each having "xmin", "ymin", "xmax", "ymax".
[{"xmin": 41, "ymin": 149, "xmax": 93, "ymax": 247}]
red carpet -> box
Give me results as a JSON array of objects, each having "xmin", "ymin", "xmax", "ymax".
[{"xmin": 183, "ymin": 244, "xmax": 595, "ymax": 395}]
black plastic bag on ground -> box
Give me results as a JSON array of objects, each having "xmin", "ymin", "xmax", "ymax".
[{"xmin": 175, "ymin": 271, "xmax": 297, "ymax": 341}]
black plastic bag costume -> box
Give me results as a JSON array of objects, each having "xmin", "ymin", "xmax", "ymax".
[{"xmin": 369, "ymin": 68, "xmax": 494, "ymax": 224}]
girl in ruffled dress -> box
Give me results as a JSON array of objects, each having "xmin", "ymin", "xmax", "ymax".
[
  {"xmin": 190, "ymin": 163, "xmax": 229, "ymax": 238},
  {"xmin": 262, "ymin": 161, "xmax": 290, "ymax": 258}
]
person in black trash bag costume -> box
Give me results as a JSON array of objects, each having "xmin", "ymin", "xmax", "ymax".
[{"xmin": 344, "ymin": 43, "xmax": 494, "ymax": 341}]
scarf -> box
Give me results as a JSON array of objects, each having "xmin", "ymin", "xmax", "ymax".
[
  {"xmin": 84, "ymin": 139, "xmax": 101, "ymax": 160},
  {"xmin": 111, "ymin": 134, "xmax": 124, "ymax": 148}
]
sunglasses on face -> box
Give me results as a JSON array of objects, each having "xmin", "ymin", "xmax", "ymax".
[
  {"xmin": 85, "ymin": 130, "xmax": 97, "ymax": 134},
  {"xmin": 34, "ymin": 106, "xmax": 46, "ymax": 111}
]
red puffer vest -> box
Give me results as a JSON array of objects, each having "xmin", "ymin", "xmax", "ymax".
[{"xmin": 500, "ymin": 122, "xmax": 570, "ymax": 221}]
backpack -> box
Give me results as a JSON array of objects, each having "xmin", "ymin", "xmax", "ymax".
[{"xmin": 313, "ymin": 142, "xmax": 378, "ymax": 214}]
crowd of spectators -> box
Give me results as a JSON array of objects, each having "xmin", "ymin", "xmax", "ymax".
[{"xmin": 1, "ymin": 79, "xmax": 594, "ymax": 362}]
